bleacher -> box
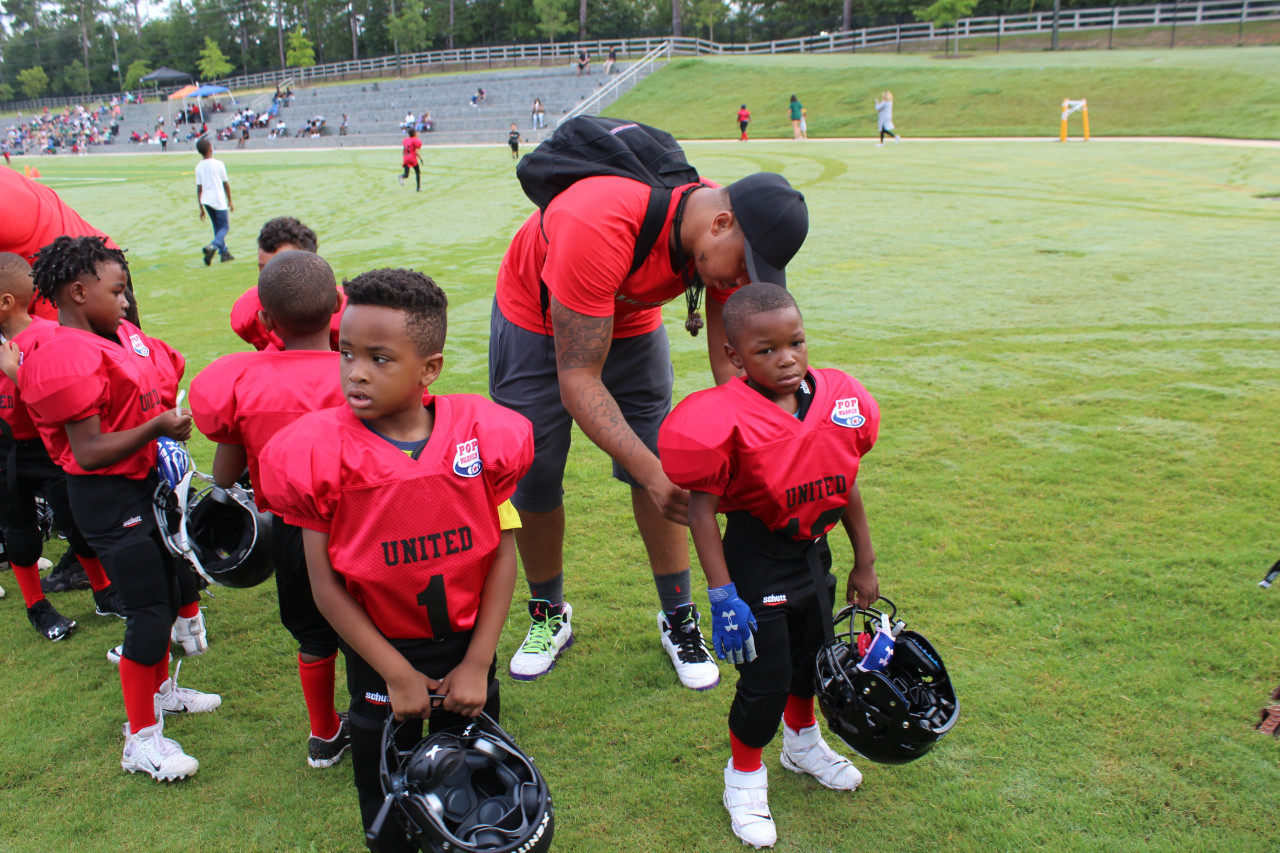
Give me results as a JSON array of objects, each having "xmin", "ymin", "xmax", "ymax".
[{"xmin": 102, "ymin": 62, "xmax": 649, "ymax": 153}]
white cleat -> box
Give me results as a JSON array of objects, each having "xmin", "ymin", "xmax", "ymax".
[
  {"xmin": 171, "ymin": 610, "xmax": 208, "ymax": 656},
  {"xmin": 107, "ymin": 645, "xmax": 122, "ymax": 665},
  {"xmin": 509, "ymin": 600, "xmax": 573, "ymax": 681},
  {"xmin": 155, "ymin": 661, "xmax": 222, "ymax": 716},
  {"xmin": 779, "ymin": 722, "xmax": 863, "ymax": 791},
  {"xmin": 723, "ymin": 759, "xmax": 776, "ymax": 848},
  {"xmin": 658, "ymin": 604, "xmax": 720, "ymax": 691},
  {"xmin": 121, "ymin": 719, "xmax": 199, "ymax": 782}
]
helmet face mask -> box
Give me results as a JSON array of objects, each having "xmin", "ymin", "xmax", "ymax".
[
  {"xmin": 815, "ymin": 599, "xmax": 959, "ymax": 765},
  {"xmin": 372, "ymin": 712, "xmax": 554, "ymax": 853},
  {"xmin": 153, "ymin": 469, "xmax": 274, "ymax": 589}
]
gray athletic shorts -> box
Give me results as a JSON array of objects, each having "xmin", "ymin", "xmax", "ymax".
[{"xmin": 488, "ymin": 300, "xmax": 674, "ymax": 513}]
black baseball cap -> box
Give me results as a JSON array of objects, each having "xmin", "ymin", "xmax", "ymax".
[{"xmin": 726, "ymin": 172, "xmax": 808, "ymax": 288}]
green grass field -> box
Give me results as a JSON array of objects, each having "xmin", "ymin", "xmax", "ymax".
[{"xmin": 1, "ymin": 133, "xmax": 1279, "ymax": 853}]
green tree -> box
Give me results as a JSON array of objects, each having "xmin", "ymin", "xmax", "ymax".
[
  {"xmin": 123, "ymin": 58, "xmax": 152, "ymax": 90},
  {"xmin": 286, "ymin": 26, "xmax": 316, "ymax": 66},
  {"xmin": 61, "ymin": 59, "xmax": 88, "ymax": 94},
  {"xmin": 915, "ymin": 0, "xmax": 978, "ymax": 54},
  {"xmin": 388, "ymin": 0, "xmax": 432, "ymax": 52},
  {"xmin": 18, "ymin": 65, "xmax": 50, "ymax": 98},
  {"xmin": 0, "ymin": 83, "xmax": 14, "ymax": 102},
  {"xmin": 533, "ymin": 0, "xmax": 573, "ymax": 43},
  {"xmin": 198, "ymin": 36, "xmax": 234, "ymax": 79}
]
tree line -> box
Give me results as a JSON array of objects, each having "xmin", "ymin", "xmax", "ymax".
[{"xmin": 1, "ymin": 0, "xmax": 1166, "ymax": 101}]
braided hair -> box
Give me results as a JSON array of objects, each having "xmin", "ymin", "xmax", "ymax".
[{"xmin": 30, "ymin": 236, "xmax": 129, "ymax": 309}]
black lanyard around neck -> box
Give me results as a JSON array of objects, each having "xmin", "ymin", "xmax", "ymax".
[{"xmin": 670, "ymin": 184, "xmax": 706, "ymax": 337}]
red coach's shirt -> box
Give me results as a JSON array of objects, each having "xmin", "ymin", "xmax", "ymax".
[
  {"xmin": 738, "ymin": 108, "xmax": 751, "ymax": 123},
  {"xmin": 0, "ymin": 316, "xmax": 59, "ymax": 441},
  {"xmin": 659, "ymin": 368, "xmax": 879, "ymax": 540},
  {"xmin": 21, "ymin": 321, "xmax": 184, "ymax": 479},
  {"xmin": 190, "ymin": 349, "xmax": 343, "ymax": 513},
  {"xmin": 228, "ymin": 285, "xmax": 346, "ymax": 352},
  {"xmin": 0, "ymin": 169, "xmax": 120, "ymax": 321},
  {"xmin": 257, "ymin": 395, "xmax": 533, "ymax": 639},
  {"xmin": 495, "ymin": 176, "xmax": 733, "ymax": 339},
  {"xmin": 402, "ymin": 136, "xmax": 423, "ymax": 167}
]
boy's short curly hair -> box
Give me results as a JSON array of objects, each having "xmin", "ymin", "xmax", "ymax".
[
  {"xmin": 259, "ymin": 250, "xmax": 337, "ymax": 336},
  {"xmin": 342, "ymin": 268, "xmax": 447, "ymax": 356},
  {"xmin": 722, "ymin": 282, "xmax": 799, "ymax": 348},
  {"xmin": 257, "ymin": 217, "xmax": 318, "ymax": 254},
  {"xmin": 30, "ymin": 236, "xmax": 129, "ymax": 306},
  {"xmin": 0, "ymin": 253, "xmax": 34, "ymax": 298}
]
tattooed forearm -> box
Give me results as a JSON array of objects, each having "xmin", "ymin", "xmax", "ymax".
[{"xmin": 550, "ymin": 298, "xmax": 613, "ymax": 371}]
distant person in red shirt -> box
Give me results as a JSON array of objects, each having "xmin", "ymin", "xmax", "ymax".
[
  {"xmin": 399, "ymin": 128, "xmax": 423, "ymax": 192},
  {"xmin": 737, "ymin": 104, "xmax": 751, "ymax": 141}
]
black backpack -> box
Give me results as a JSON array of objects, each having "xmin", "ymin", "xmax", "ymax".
[{"xmin": 515, "ymin": 116, "xmax": 701, "ymax": 327}]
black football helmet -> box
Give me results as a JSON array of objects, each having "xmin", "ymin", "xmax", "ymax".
[
  {"xmin": 369, "ymin": 710, "xmax": 554, "ymax": 853},
  {"xmin": 154, "ymin": 470, "xmax": 274, "ymax": 589},
  {"xmin": 814, "ymin": 598, "xmax": 959, "ymax": 765}
]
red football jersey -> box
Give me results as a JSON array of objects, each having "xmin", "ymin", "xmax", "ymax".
[
  {"xmin": 189, "ymin": 349, "xmax": 344, "ymax": 513},
  {"xmin": 229, "ymin": 285, "xmax": 346, "ymax": 353},
  {"xmin": 0, "ymin": 316, "xmax": 59, "ymax": 441},
  {"xmin": 659, "ymin": 368, "xmax": 879, "ymax": 541},
  {"xmin": 20, "ymin": 321, "xmax": 184, "ymax": 478},
  {"xmin": 495, "ymin": 176, "xmax": 733, "ymax": 339},
  {"xmin": 257, "ymin": 395, "xmax": 534, "ymax": 640},
  {"xmin": 402, "ymin": 136, "xmax": 423, "ymax": 167}
]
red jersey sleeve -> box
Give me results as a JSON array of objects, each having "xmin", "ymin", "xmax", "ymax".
[
  {"xmin": 659, "ymin": 388, "xmax": 734, "ymax": 496},
  {"xmin": 20, "ymin": 344, "xmax": 108, "ymax": 426},
  {"xmin": 229, "ymin": 287, "xmax": 284, "ymax": 352},
  {"xmin": 470, "ymin": 397, "xmax": 534, "ymax": 504},
  {"xmin": 257, "ymin": 409, "xmax": 342, "ymax": 532},
  {"xmin": 189, "ymin": 357, "xmax": 243, "ymax": 445},
  {"xmin": 827, "ymin": 370, "xmax": 880, "ymax": 458}
]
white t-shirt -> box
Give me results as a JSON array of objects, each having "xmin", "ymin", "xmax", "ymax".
[{"xmin": 195, "ymin": 157, "xmax": 230, "ymax": 210}]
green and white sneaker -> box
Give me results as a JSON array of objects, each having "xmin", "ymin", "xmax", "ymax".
[{"xmin": 509, "ymin": 599, "xmax": 573, "ymax": 681}]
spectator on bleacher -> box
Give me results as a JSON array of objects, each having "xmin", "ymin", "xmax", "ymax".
[
  {"xmin": 577, "ymin": 47, "xmax": 591, "ymax": 76},
  {"xmin": 604, "ymin": 46, "xmax": 618, "ymax": 74},
  {"xmin": 340, "ymin": 114, "xmax": 348, "ymax": 136},
  {"xmin": 238, "ymin": 125, "xmax": 250, "ymax": 148},
  {"xmin": 470, "ymin": 88, "xmax": 486, "ymax": 108},
  {"xmin": 418, "ymin": 112, "xmax": 433, "ymax": 132},
  {"xmin": 403, "ymin": 110, "xmax": 416, "ymax": 130},
  {"xmin": 532, "ymin": 98, "xmax": 545, "ymax": 130}
]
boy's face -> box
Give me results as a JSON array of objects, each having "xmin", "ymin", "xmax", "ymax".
[
  {"xmin": 339, "ymin": 304, "xmax": 441, "ymax": 427},
  {"xmin": 724, "ymin": 306, "xmax": 808, "ymax": 405},
  {"xmin": 76, "ymin": 261, "xmax": 129, "ymax": 336}
]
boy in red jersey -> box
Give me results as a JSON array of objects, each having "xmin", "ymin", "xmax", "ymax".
[
  {"xmin": 0, "ymin": 252, "xmax": 126, "ymax": 641},
  {"xmin": 257, "ymin": 268, "xmax": 533, "ymax": 849},
  {"xmin": 658, "ymin": 283, "xmax": 881, "ymax": 849},
  {"xmin": 21, "ymin": 236, "xmax": 221, "ymax": 783},
  {"xmin": 399, "ymin": 128, "xmax": 423, "ymax": 192},
  {"xmin": 227, "ymin": 217, "xmax": 346, "ymax": 353},
  {"xmin": 737, "ymin": 104, "xmax": 750, "ymax": 141},
  {"xmin": 190, "ymin": 250, "xmax": 351, "ymax": 769}
]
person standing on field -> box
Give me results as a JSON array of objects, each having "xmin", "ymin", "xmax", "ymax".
[
  {"xmin": 875, "ymin": 92, "xmax": 901, "ymax": 146},
  {"xmin": 789, "ymin": 95, "xmax": 803, "ymax": 140},
  {"xmin": 737, "ymin": 104, "xmax": 751, "ymax": 142},
  {"xmin": 196, "ymin": 138, "xmax": 234, "ymax": 265}
]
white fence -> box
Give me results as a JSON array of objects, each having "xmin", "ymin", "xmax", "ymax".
[{"xmin": 5, "ymin": 0, "xmax": 1279, "ymax": 112}]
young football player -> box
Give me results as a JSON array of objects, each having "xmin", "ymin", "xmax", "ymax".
[
  {"xmin": 257, "ymin": 268, "xmax": 533, "ymax": 849},
  {"xmin": 0, "ymin": 252, "xmax": 126, "ymax": 641},
  {"xmin": 190, "ymin": 249, "xmax": 350, "ymax": 769},
  {"xmin": 228, "ymin": 217, "xmax": 345, "ymax": 353},
  {"xmin": 658, "ymin": 283, "xmax": 881, "ymax": 849},
  {"xmin": 21, "ymin": 236, "xmax": 221, "ymax": 783}
]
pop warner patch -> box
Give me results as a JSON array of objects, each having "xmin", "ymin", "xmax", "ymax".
[
  {"xmin": 453, "ymin": 438, "xmax": 483, "ymax": 477},
  {"xmin": 831, "ymin": 397, "xmax": 866, "ymax": 429},
  {"xmin": 129, "ymin": 333, "xmax": 150, "ymax": 357}
]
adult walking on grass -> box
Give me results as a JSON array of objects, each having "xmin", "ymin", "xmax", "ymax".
[
  {"xmin": 489, "ymin": 130, "xmax": 810, "ymax": 692},
  {"xmin": 195, "ymin": 138, "xmax": 234, "ymax": 265},
  {"xmin": 789, "ymin": 95, "xmax": 804, "ymax": 140},
  {"xmin": 876, "ymin": 92, "xmax": 901, "ymax": 146}
]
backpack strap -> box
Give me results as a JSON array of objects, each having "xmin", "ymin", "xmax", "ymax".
[{"xmin": 537, "ymin": 185, "xmax": 674, "ymax": 334}]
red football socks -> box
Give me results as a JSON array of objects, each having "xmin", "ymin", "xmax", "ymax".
[
  {"xmin": 78, "ymin": 555, "xmax": 111, "ymax": 592},
  {"xmin": 178, "ymin": 601, "xmax": 200, "ymax": 619},
  {"xmin": 730, "ymin": 731, "xmax": 763, "ymax": 773},
  {"xmin": 783, "ymin": 694, "xmax": 816, "ymax": 733},
  {"xmin": 120, "ymin": 657, "xmax": 158, "ymax": 732},
  {"xmin": 299, "ymin": 652, "xmax": 341, "ymax": 740},
  {"xmin": 12, "ymin": 564, "xmax": 45, "ymax": 608},
  {"xmin": 153, "ymin": 653, "xmax": 171, "ymax": 692}
]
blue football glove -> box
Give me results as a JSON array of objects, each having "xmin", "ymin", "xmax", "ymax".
[{"xmin": 707, "ymin": 583, "xmax": 758, "ymax": 664}]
